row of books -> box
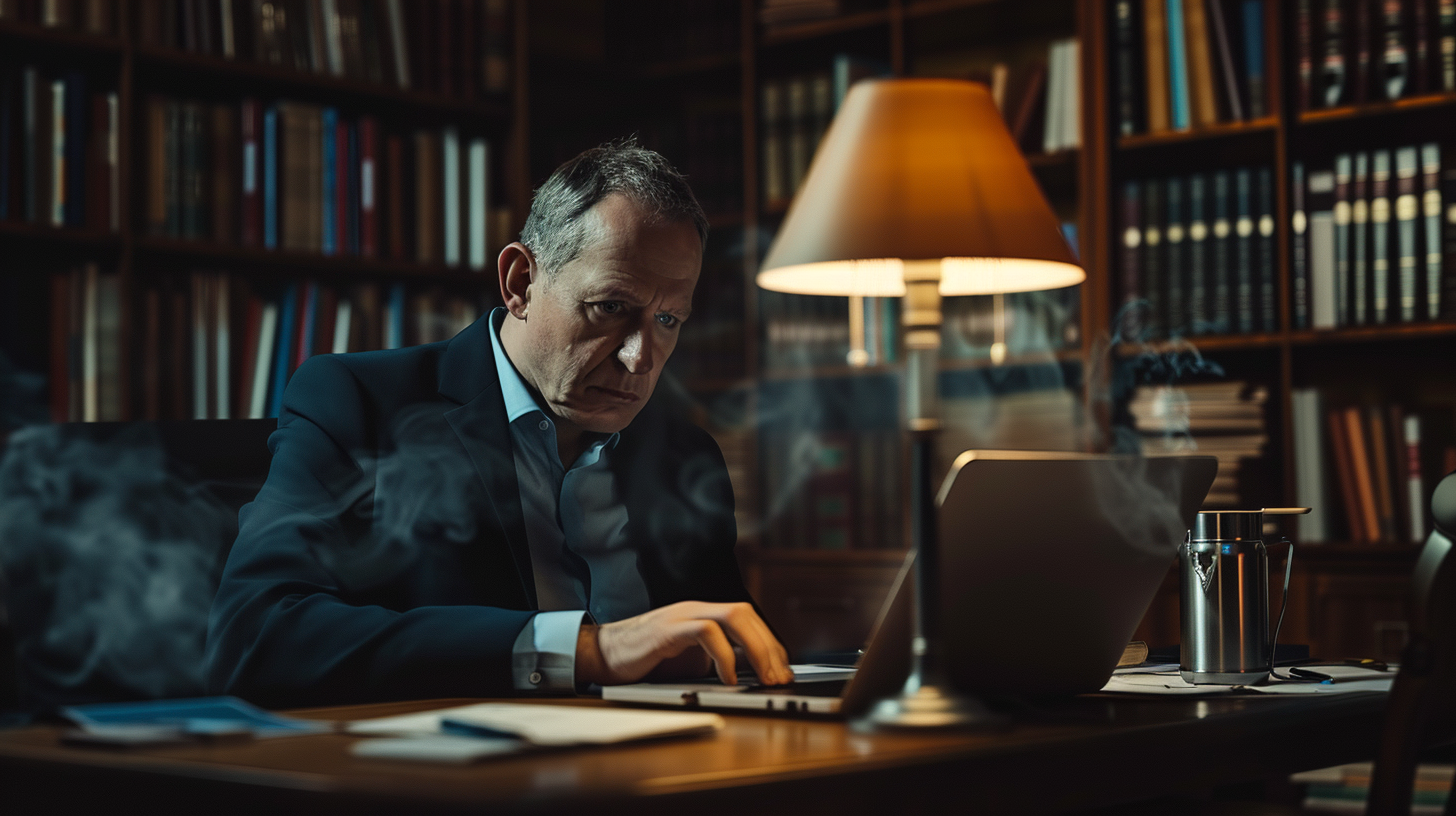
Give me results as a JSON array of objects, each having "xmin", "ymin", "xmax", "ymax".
[
  {"xmin": 1130, "ymin": 381, "xmax": 1270, "ymax": 507},
  {"xmin": 759, "ymin": 429, "xmax": 903, "ymax": 550},
  {"xmin": 47, "ymin": 266, "xmax": 485, "ymax": 423},
  {"xmin": 0, "ymin": 67, "xmax": 119, "ymax": 231},
  {"xmin": 1295, "ymin": 0, "xmax": 1456, "ymax": 111},
  {"xmin": 760, "ymin": 55, "xmax": 878, "ymax": 211},
  {"xmin": 0, "ymin": 0, "xmax": 113, "ymax": 33},
  {"xmin": 1292, "ymin": 144, "xmax": 1454, "ymax": 330},
  {"xmin": 143, "ymin": 95, "xmax": 508, "ymax": 267},
  {"xmin": 1292, "ymin": 762, "xmax": 1453, "ymax": 814},
  {"xmin": 1293, "ymin": 389, "xmax": 1456, "ymax": 546},
  {"xmin": 1114, "ymin": 0, "xmax": 1269, "ymax": 136},
  {"xmin": 1118, "ymin": 166, "xmax": 1277, "ymax": 340},
  {"xmin": 135, "ymin": 0, "xmax": 512, "ymax": 99},
  {"xmin": 638, "ymin": 99, "xmax": 743, "ymax": 220}
]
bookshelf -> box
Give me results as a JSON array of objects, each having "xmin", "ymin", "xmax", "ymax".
[{"xmin": 0, "ymin": 0, "xmax": 527, "ymax": 424}]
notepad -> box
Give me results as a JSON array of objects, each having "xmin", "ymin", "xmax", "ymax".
[{"xmin": 347, "ymin": 702, "xmax": 724, "ymax": 746}]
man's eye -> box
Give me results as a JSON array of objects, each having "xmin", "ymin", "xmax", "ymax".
[
  {"xmin": 656, "ymin": 313, "xmax": 680, "ymax": 328},
  {"xmin": 594, "ymin": 301, "xmax": 623, "ymax": 315}
]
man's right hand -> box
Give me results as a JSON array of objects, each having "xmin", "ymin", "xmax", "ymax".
[{"xmin": 574, "ymin": 601, "xmax": 794, "ymax": 687}]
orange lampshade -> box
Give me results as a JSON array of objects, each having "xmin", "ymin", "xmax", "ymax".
[{"xmin": 757, "ymin": 78, "xmax": 1084, "ymax": 296}]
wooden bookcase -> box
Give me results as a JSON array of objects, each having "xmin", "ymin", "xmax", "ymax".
[
  {"xmin": 0, "ymin": 0, "xmax": 530, "ymax": 423},
  {"xmin": 528, "ymin": 0, "xmax": 1455, "ymax": 661}
]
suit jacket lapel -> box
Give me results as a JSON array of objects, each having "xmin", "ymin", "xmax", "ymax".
[{"xmin": 438, "ymin": 316, "xmax": 537, "ymax": 609}]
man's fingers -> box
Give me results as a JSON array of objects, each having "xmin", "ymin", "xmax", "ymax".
[
  {"xmin": 686, "ymin": 620, "xmax": 737, "ymax": 685},
  {"xmin": 707, "ymin": 603, "xmax": 792, "ymax": 686}
]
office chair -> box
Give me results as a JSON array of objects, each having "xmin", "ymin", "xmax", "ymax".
[{"xmin": 1366, "ymin": 469, "xmax": 1456, "ymax": 816}]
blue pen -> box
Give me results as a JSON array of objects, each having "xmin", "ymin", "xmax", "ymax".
[
  {"xmin": 1288, "ymin": 667, "xmax": 1334, "ymax": 684},
  {"xmin": 439, "ymin": 718, "xmax": 524, "ymax": 740}
]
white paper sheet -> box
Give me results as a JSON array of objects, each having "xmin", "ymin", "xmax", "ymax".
[{"xmin": 347, "ymin": 702, "xmax": 723, "ymax": 746}]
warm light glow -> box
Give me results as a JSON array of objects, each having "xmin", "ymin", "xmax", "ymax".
[{"xmin": 756, "ymin": 257, "xmax": 1086, "ymax": 297}]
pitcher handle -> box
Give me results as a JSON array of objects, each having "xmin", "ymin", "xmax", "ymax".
[{"xmin": 1267, "ymin": 537, "xmax": 1295, "ymax": 676}]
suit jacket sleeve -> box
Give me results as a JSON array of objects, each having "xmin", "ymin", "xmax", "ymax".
[{"xmin": 204, "ymin": 354, "xmax": 535, "ymax": 707}]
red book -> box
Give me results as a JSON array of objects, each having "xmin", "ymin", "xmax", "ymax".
[
  {"xmin": 335, "ymin": 117, "xmax": 349, "ymax": 255},
  {"xmin": 359, "ymin": 116, "xmax": 379, "ymax": 257},
  {"xmin": 240, "ymin": 98, "xmax": 263, "ymax": 246},
  {"xmin": 234, "ymin": 292, "xmax": 263, "ymax": 418}
]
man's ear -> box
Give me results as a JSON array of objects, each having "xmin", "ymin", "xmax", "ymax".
[{"xmin": 497, "ymin": 242, "xmax": 535, "ymax": 319}]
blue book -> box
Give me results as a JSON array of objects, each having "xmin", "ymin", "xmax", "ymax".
[
  {"xmin": 268, "ymin": 282, "xmax": 298, "ymax": 418},
  {"xmin": 386, "ymin": 283, "xmax": 405, "ymax": 349},
  {"xmin": 1165, "ymin": 0, "xmax": 1192, "ymax": 129},
  {"xmin": 347, "ymin": 121, "xmax": 361, "ymax": 255},
  {"xmin": 1241, "ymin": 0, "xmax": 1266, "ymax": 118},
  {"xmin": 63, "ymin": 72, "xmax": 87, "ymax": 227},
  {"xmin": 263, "ymin": 106, "xmax": 279, "ymax": 250},
  {"xmin": 1235, "ymin": 168, "xmax": 1254, "ymax": 333},
  {"xmin": 321, "ymin": 107, "xmax": 337, "ymax": 256}
]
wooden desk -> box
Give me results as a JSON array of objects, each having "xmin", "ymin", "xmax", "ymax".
[{"xmin": 0, "ymin": 693, "xmax": 1390, "ymax": 814}]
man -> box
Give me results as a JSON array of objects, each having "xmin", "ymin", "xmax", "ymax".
[{"xmin": 205, "ymin": 142, "xmax": 792, "ymax": 707}]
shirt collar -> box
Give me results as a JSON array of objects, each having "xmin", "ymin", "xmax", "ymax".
[{"xmin": 489, "ymin": 308, "xmax": 622, "ymax": 452}]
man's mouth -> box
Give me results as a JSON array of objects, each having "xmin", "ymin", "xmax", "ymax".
[{"xmin": 589, "ymin": 386, "xmax": 641, "ymax": 403}]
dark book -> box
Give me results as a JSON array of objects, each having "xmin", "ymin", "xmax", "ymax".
[
  {"xmin": 180, "ymin": 101, "xmax": 205, "ymax": 240},
  {"xmin": 386, "ymin": 131, "xmax": 406, "ymax": 260},
  {"xmin": 1353, "ymin": 0, "xmax": 1372, "ymax": 104},
  {"xmin": 0, "ymin": 67, "xmax": 13, "ymax": 221},
  {"xmin": 61, "ymin": 71, "xmax": 85, "ymax": 228},
  {"xmin": 1212, "ymin": 170, "xmax": 1233, "ymax": 333},
  {"xmin": 345, "ymin": 118, "xmax": 360, "ymax": 256},
  {"xmin": 1414, "ymin": 0, "xmax": 1431, "ymax": 94},
  {"xmin": 164, "ymin": 99, "xmax": 182, "ymax": 237},
  {"xmin": 1442, "ymin": 0, "xmax": 1456, "ymax": 91},
  {"xmin": 27, "ymin": 69, "xmax": 48, "ymax": 224},
  {"xmin": 1297, "ymin": 0, "xmax": 1315, "ymax": 110},
  {"xmin": 1142, "ymin": 177, "xmax": 1164, "ymax": 339},
  {"xmin": 1395, "ymin": 145, "xmax": 1419, "ymax": 322},
  {"xmin": 1206, "ymin": 0, "xmax": 1244, "ymax": 121},
  {"xmin": 1235, "ymin": 167, "xmax": 1254, "ymax": 333},
  {"xmin": 1292, "ymin": 162, "xmax": 1310, "ymax": 329},
  {"xmin": 1371, "ymin": 149, "xmax": 1393, "ymax": 323},
  {"xmin": 437, "ymin": 0, "xmax": 455, "ymax": 98},
  {"xmin": 84, "ymin": 92, "xmax": 116, "ymax": 232},
  {"xmin": 1421, "ymin": 143, "xmax": 1441, "ymax": 321},
  {"xmin": 1443, "ymin": 145, "xmax": 1456, "ymax": 320},
  {"xmin": 457, "ymin": 0, "xmax": 476, "ymax": 100},
  {"xmin": 1119, "ymin": 180, "xmax": 1143, "ymax": 339},
  {"xmin": 241, "ymin": 98, "xmax": 262, "ymax": 246},
  {"xmin": 263, "ymin": 104, "xmax": 278, "ymax": 249},
  {"xmin": 320, "ymin": 107, "xmax": 337, "ymax": 255},
  {"xmin": 357, "ymin": 0, "xmax": 386, "ymax": 85},
  {"xmin": 1334, "ymin": 153, "xmax": 1352, "ymax": 327},
  {"xmin": 211, "ymin": 102, "xmax": 238, "ymax": 245},
  {"xmin": 1257, "ymin": 166, "xmax": 1276, "ymax": 332},
  {"xmin": 1382, "ymin": 0, "xmax": 1408, "ymax": 99},
  {"xmin": 1189, "ymin": 173, "xmax": 1211, "ymax": 333},
  {"xmin": 1321, "ymin": 0, "xmax": 1346, "ymax": 106},
  {"xmin": 1364, "ymin": 405, "xmax": 1398, "ymax": 542},
  {"xmin": 48, "ymin": 270, "xmax": 70, "ymax": 421},
  {"xmin": 1165, "ymin": 176, "xmax": 1188, "ymax": 336},
  {"xmin": 1351, "ymin": 152, "xmax": 1370, "ymax": 325}
]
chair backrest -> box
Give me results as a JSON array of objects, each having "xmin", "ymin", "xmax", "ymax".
[
  {"xmin": 0, "ymin": 420, "xmax": 275, "ymax": 712},
  {"xmin": 1366, "ymin": 470, "xmax": 1456, "ymax": 816}
]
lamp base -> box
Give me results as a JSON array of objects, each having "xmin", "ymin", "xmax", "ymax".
[{"xmin": 863, "ymin": 684, "xmax": 1004, "ymax": 729}]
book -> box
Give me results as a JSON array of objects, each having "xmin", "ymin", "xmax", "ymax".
[
  {"xmin": 1142, "ymin": 178, "xmax": 1164, "ymax": 338},
  {"xmin": 1395, "ymin": 145, "xmax": 1419, "ymax": 322},
  {"xmin": 1206, "ymin": 0, "xmax": 1243, "ymax": 121},
  {"xmin": 442, "ymin": 126, "xmax": 460, "ymax": 267},
  {"xmin": 1308, "ymin": 168, "xmax": 1338, "ymax": 329},
  {"xmin": 1297, "ymin": 0, "xmax": 1315, "ymax": 110},
  {"xmin": 1234, "ymin": 167, "xmax": 1253, "ymax": 333},
  {"xmin": 1240, "ymin": 1, "xmax": 1266, "ymax": 118},
  {"xmin": 1343, "ymin": 405, "xmax": 1382, "ymax": 543},
  {"xmin": 1211, "ymin": 170, "xmax": 1232, "ymax": 333},
  {"xmin": 1354, "ymin": 0, "xmax": 1373, "ymax": 104},
  {"xmin": 1256, "ymin": 166, "xmax": 1275, "ymax": 332},
  {"xmin": 1327, "ymin": 405, "xmax": 1366, "ymax": 541},
  {"xmin": 321, "ymin": 107, "xmax": 338, "ymax": 255},
  {"xmin": 1115, "ymin": 0, "xmax": 1143, "ymax": 135},
  {"xmin": 1444, "ymin": 0, "xmax": 1456, "ymax": 91},
  {"xmin": 1352, "ymin": 152, "xmax": 1370, "ymax": 325},
  {"xmin": 1371, "ymin": 149, "xmax": 1393, "ymax": 323},
  {"xmin": 1189, "ymin": 173, "xmax": 1210, "ymax": 333},
  {"xmin": 1404, "ymin": 414, "xmax": 1426, "ymax": 542},
  {"xmin": 1144, "ymin": 0, "xmax": 1172, "ymax": 131},
  {"xmin": 263, "ymin": 104, "xmax": 279, "ymax": 249},
  {"xmin": 1120, "ymin": 180, "xmax": 1143, "ymax": 339},
  {"xmin": 1422, "ymin": 143, "xmax": 1442, "ymax": 321},
  {"xmin": 1165, "ymin": 176, "xmax": 1187, "ymax": 336},
  {"xmin": 1291, "ymin": 163, "xmax": 1310, "ymax": 329},
  {"xmin": 1184, "ymin": 0, "xmax": 1219, "ymax": 127},
  {"xmin": 467, "ymin": 136, "xmax": 487, "ymax": 270},
  {"xmin": 1382, "ymin": 0, "xmax": 1408, "ymax": 99},
  {"xmin": 1365, "ymin": 405, "xmax": 1396, "ymax": 542},
  {"xmin": 1322, "ymin": 0, "xmax": 1346, "ymax": 106},
  {"xmin": 1292, "ymin": 388, "xmax": 1328, "ymax": 543},
  {"xmin": 1334, "ymin": 154, "xmax": 1353, "ymax": 327}
]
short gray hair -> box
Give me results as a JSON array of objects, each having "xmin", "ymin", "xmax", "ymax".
[{"xmin": 519, "ymin": 138, "xmax": 709, "ymax": 273}]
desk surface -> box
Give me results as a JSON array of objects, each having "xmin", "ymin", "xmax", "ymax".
[{"xmin": 0, "ymin": 692, "xmax": 1389, "ymax": 815}]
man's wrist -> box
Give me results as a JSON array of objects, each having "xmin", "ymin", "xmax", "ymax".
[{"xmin": 575, "ymin": 622, "xmax": 603, "ymax": 687}]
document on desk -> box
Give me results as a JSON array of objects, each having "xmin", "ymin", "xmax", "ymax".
[
  {"xmin": 347, "ymin": 702, "xmax": 724, "ymax": 746},
  {"xmin": 1100, "ymin": 668, "xmax": 1395, "ymax": 696}
]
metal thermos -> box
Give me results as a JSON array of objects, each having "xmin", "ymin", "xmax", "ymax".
[{"xmin": 1179, "ymin": 508, "xmax": 1305, "ymax": 685}]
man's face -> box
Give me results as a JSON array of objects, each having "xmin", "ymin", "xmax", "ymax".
[{"xmin": 516, "ymin": 195, "xmax": 701, "ymax": 434}]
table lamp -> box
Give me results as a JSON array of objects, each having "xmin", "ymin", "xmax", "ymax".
[{"xmin": 757, "ymin": 78, "xmax": 1084, "ymax": 727}]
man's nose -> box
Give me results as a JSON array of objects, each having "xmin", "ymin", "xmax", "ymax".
[{"xmin": 617, "ymin": 323, "xmax": 656, "ymax": 374}]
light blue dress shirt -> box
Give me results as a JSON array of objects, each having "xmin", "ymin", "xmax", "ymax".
[{"xmin": 490, "ymin": 309, "xmax": 652, "ymax": 692}]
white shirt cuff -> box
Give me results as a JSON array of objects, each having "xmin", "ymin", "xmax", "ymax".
[{"xmin": 511, "ymin": 610, "xmax": 588, "ymax": 693}]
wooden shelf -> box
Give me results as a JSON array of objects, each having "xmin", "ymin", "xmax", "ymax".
[
  {"xmin": 1288, "ymin": 322, "xmax": 1456, "ymax": 347},
  {"xmin": 133, "ymin": 46, "xmax": 511, "ymax": 120},
  {"xmin": 1118, "ymin": 117, "xmax": 1278, "ymax": 149},
  {"xmin": 905, "ymin": 0, "xmax": 1008, "ymax": 19},
  {"xmin": 133, "ymin": 237, "xmax": 492, "ymax": 282},
  {"xmin": 1298, "ymin": 92, "xmax": 1456, "ymax": 124},
  {"xmin": 0, "ymin": 19, "xmax": 123, "ymax": 54},
  {"xmin": 0, "ymin": 221, "xmax": 123, "ymax": 248},
  {"xmin": 1026, "ymin": 149, "xmax": 1077, "ymax": 169},
  {"xmin": 635, "ymin": 52, "xmax": 740, "ymax": 80},
  {"xmin": 1117, "ymin": 331, "xmax": 1283, "ymax": 354},
  {"xmin": 760, "ymin": 9, "xmax": 892, "ymax": 46}
]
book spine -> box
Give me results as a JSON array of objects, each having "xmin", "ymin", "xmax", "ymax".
[
  {"xmin": 48, "ymin": 270, "xmax": 70, "ymax": 421},
  {"xmin": 1235, "ymin": 167, "xmax": 1254, "ymax": 333},
  {"xmin": 191, "ymin": 272, "xmax": 209, "ymax": 419},
  {"xmin": 211, "ymin": 103, "xmax": 236, "ymax": 244},
  {"xmin": 240, "ymin": 98, "xmax": 260, "ymax": 246},
  {"xmin": 1308, "ymin": 168, "xmax": 1338, "ymax": 329},
  {"xmin": 336, "ymin": 116, "xmax": 351, "ymax": 255},
  {"xmin": 387, "ymin": 132, "xmax": 404, "ymax": 260},
  {"xmin": 250, "ymin": 302, "xmax": 278, "ymax": 420},
  {"xmin": 1166, "ymin": 176, "xmax": 1186, "ymax": 335},
  {"xmin": 1208, "ymin": 0, "xmax": 1245, "ymax": 121},
  {"xmin": 1343, "ymin": 405, "xmax": 1383, "ymax": 543},
  {"xmin": 235, "ymin": 292, "xmax": 261, "ymax": 419},
  {"xmin": 1143, "ymin": 178, "xmax": 1165, "ymax": 338},
  {"xmin": 268, "ymin": 282, "xmax": 297, "ymax": 418},
  {"xmin": 360, "ymin": 116, "xmax": 378, "ymax": 257},
  {"xmin": 442, "ymin": 126, "xmax": 460, "ymax": 266},
  {"xmin": 1352, "ymin": 152, "xmax": 1370, "ymax": 325},
  {"xmin": 1292, "ymin": 163, "xmax": 1309, "ymax": 330},
  {"xmin": 467, "ymin": 136, "xmax": 486, "ymax": 270},
  {"xmin": 1334, "ymin": 154, "xmax": 1352, "ymax": 327},
  {"xmin": 1443, "ymin": 0, "xmax": 1456, "ymax": 91},
  {"xmin": 62, "ymin": 72, "xmax": 84, "ymax": 227},
  {"xmin": 1212, "ymin": 170, "xmax": 1232, "ymax": 332},
  {"xmin": 49, "ymin": 78, "xmax": 63, "ymax": 227},
  {"xmin": 214, "ymin": 273, "xmax": 230, "ymax": 420},
  {"xmin": 1297, "ymin": 0, "xmax": 1315, "ymax": 110},
  {"xmin": 1354, "ymin": 0, "xmax": 1372, "ymax": 104},
  {"xmin": 1167, "ymin": 0, "xmax": 1193, "ymax": 129},
  {"xmin": 346, "ymin": 120, "xmax": 359, "ymax": 255},
  {"xmin": 1184, "ymin": 0, "xmax": 1219, "ymax": 126},
  {"xmin": 1189, "ymin": 173, "xmax": 1209, "ymax": 332},
  {"xmin": 1116, "ymin": 0, "xmax": 1142, "ymax": 135},
  {"xmin": 1145, "ymin": 0, "xmax": 1171, "ymax": 131},
  {"xmin": 1120, "ymin": 180, "xmax": 1143, "ymax": 339},
  {"xmin": 1446, "ymin": 150, "xmax": 1456, "ymax": 320},
  {"xmin": 1327, "ymin": 406, "xmax": 1365, "ymax": 541},
  {"xmin": 321, "ymin": 107, "xmax": 337, "ymax": 255},
  {"xmin": 1382, "ymin": 0, "xmax": 1408, "ymax": 100},
  {"xmin": 1365, "ymin": 405, "xmax": 1397, "ymax": 542},
  {"xmin": 1405, "ymin": 414, "xmax": 1425, "ymax": 542},
  {"xmin": 1396, "ymin": 145, "xmax": 1419, "ymax": 322},
  {"xmin": 22, "ymin": 67, "xmax": 37, "ymax": 223},
  {"xmin": 1422, "ymin": 143, "xmax": 1442, "ymax": 320},
  {"xmin": 1415, "ymin": 0, "xmax": 1431, "ymax": 94},
  {"xmin": 1257, "ymin": 166, "xmax": 1275, "ymax": 332},
  {"xmin": 1371, "ymin": 149, "xmax": 1392, "ymax": 323},
  {"xmin": 263, "ymin": 105, "xmax": 278, "ymax": 249},
  {"xmin": 1292, "ymin": 388, "xmax": 1327, "ymax": 542},
  {"xmin": 1322, "ymin": 0, "xmax": 1346, "ymax": 106},
  {"xmin": 294, "ymin": 280, "xmax": 317, "ymax": 369}
]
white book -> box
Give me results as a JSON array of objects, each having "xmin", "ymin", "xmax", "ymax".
[
  {"xmin": 468, "ymin": 138, "xmax": 488, "ymax": 270},
  {"xmin": 81, "ymin": 263, "xmax": 99, "ymax": 422},
  {"xmin": 442, "ymin": 128, "xmax": 461, "ymax": 267},
  {"xmin": 384, "ymin": 0, "xmax": 411, "ymax": 88},
  {"xmin": 249, "ymin": 304, "xmax": 279, "ymax": 420},
  {"xmin": 320, "ymin": 0, "xmax": 345, "ymax": 76},
  {"xmin": 192, "ymin": 274, "xmax": 210, "ymax": 419},
  {"xmin": 1043, "ymin": 40, "xmax": 1065, "ymax": 154},
  {"xmin": 214, "ymin": 275, "xmax": 230, "ymax": 420},
  {"xmin": 332, "ymin": 297, "xmax": 353, "ymax": 354},
  {"xmin": 220, "ymin": 0, "xmax": 236, "ymax": 58},
  {"xmin": 1308, "ymin": 170, "xmax": 1337, "ymax": 329},
  {"xmin": 107, "ymin": 93, "xmax": 119, "ymax": 231},
  {"xmin": 1062, "ymin": 38, "xmax": 1081, "ymax": 150},
  {"xmin": 51, "ymin": 79, "xmax": 64, "ymax": 227},
  {"xmin": 1291, "ymin": 388, "xmax": 1327, "ymax": 544},
  {"xmin": 1405, "ymin": 415, "xmax": 1425, "ymax": 543}
]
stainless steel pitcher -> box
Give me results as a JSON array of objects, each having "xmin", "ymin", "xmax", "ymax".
[{"xmin": 1179, "ymin": 508, "xmax": 1307, "ymax": 685}]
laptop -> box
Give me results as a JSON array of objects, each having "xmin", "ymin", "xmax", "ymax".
[{"xmin": 601, "ymin": 451, "xmax": 1218, "ymax": 716}]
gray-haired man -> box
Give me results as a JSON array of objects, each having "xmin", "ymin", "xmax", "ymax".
[{"xmin": 206, "ymin": 142, "xmax": 792, "ymax": 706}]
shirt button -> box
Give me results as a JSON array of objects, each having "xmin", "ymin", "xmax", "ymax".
[
  {"xmin": 529, "ymin": 671, "xmax": 543, "ymax": 685},
  {"xmin": 538, "ymin": 420, "xmax": 550, "ymax": 431}
]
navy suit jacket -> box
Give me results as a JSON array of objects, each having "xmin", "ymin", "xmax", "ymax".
[{"xmin": 204, "ymin": 316, "xmax": 749, "ymax": 707}]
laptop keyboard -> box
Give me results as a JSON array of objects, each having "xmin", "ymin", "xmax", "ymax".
[{"xmin": 740, "ymin": 680, "xmax": 849, "ymax": 697}]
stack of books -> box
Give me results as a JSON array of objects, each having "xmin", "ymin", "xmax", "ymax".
[
  {"xmin": 1293, "ymin": 762, "xmax": 1454, "ymax": 814},
  {"xmin": 1130, "ymin": 381, "xmax": 1269, "ymax": 507},
  {"xmin": 1113, "ymin": 0, "xmax": 1270, "ymax": 136}
]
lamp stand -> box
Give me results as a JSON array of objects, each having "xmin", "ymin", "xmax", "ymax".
[{"xmin": 866, "ymin": 262, "xmax": 1001, "ymax": 729}]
